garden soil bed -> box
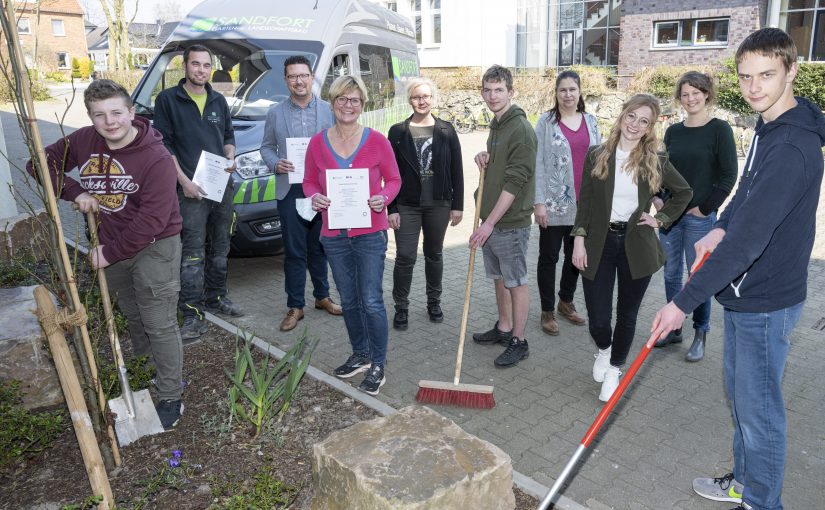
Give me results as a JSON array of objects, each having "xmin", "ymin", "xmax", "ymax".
[{"xmin": 0, "ymin": 323, "xmax": 539, "ymax": 509}]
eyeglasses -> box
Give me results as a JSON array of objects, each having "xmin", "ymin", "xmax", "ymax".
[
  {"xmin": 624, "ymin": 111, "xmax": 652, "ymax": 128},
  {"xmin": 286, "ymin": 73, "xmax": 311, "ymax": 82},
  {"xmin": 411, "ymin": 94, "xmax": 432, "ymax": 103},
  {"xmin": 335, "ymin": 96, "xmax": 363, "ymax": 107}
]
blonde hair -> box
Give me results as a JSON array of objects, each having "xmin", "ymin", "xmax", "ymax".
[
  {"xmin": 328, "ymin": 75, "xmax": 369, "ymax": 105},
  {"xmin": 405, "ymin": 77, "xmax": 437, "ymax": 106},
  {"xmin": 592, "ymin": 94, "xmax": 663, "ymax": 191}
]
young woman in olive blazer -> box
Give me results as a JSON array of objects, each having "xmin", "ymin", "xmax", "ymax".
[{"xmin": 572, "ymin": 94, "xmax": 692, "ymax": 402}]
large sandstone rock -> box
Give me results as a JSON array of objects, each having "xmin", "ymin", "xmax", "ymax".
[
  {"xmin": 0, "ymin": 285, "xmax": 63, "ymax": 409},
  {"xmin": 311, "ymin": 405, "xmax": 515, "ymax": 510}
]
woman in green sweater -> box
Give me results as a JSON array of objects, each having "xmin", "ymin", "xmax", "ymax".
[{"xmin": 653, "ymin": 72, "xmax": 738, "ymax": 362}]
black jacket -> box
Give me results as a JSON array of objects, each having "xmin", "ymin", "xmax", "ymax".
[
  {"xmin": 387, "ymin": 114, "xmax": 463, "ymax": 213},
  {"xmin": 153, "ymin": 79, "xmax": 235, "ymax": 179}
]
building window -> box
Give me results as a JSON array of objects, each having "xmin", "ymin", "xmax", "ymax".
[
  {"xmin": 411, "ymin": 0, "xmax": 422, "ymax": 44},
  {"xmin": 653, "ymin": 18, "xmax": 729, "ymax": 48},
  {"xmin": 409, "ymin": 0, "xmax": 440, "ymax": 45},
  {"xmin": 780, "ymin": 0, "xmax": 825, "ymax": 61},
  {"xmin": 430, "ymin": 0, "xmax": 441, "ymax": 44},
  {"xmin": 56, "ymin": 52, "xmax": 69, "ymax": 69},
  {"xmin": 52, "ymin": 19, "xmax": 65, "ymax": 36},
  {"xmin": 17, "ymin": 17, "xmax": 31, "ymax": 34},
  {"xmin": 386, "ymin": 1, "xmax": 397, "ymax": 11}
]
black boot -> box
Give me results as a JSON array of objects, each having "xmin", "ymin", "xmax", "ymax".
[
  {"xmin": 654, "ymin": 328, "xmax": 682, "ymax": 347},
  {"xmin": 685, "ymin": 330, "xmax": 706, "ymax": 362}
]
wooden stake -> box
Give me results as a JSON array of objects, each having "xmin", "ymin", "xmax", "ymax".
[
  {"xmin": 34, "ymin": 286, "xmax": 114, "ymax": 509},
  {"xmin": 1, "ymin": 0, "xmax": 121, "ymax": 466}
]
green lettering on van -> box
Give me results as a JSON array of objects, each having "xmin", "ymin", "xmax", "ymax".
[
  {"xmin": 192, "ymin": 18, "xmax": 217, "ymax": 31},
  {"xmin": 391, "ymin": 56, "xmax": 418, "ymax": 78},
  {"xmin": 190, "ymin": 15, "xmax": 315, "ymax": 32}
]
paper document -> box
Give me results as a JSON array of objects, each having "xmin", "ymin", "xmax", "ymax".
[
  {"xmin": 326, "ymin": 168, "xmax": 371, "ymax": 230},
  {"xmin": 191, "ymin": 151, "xmax": 232, "ymax": 202},
  {"xmin": 286, "ymin": 137, "xmax": 311, "ymax": 184},
  {"xmin": 295, "ymin": 198, "xmax": 317, "ymax": 222}
]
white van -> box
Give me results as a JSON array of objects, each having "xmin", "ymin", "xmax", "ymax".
[{"xmin": 132, "ymin": 0, "xmax": 419, "ymax": 255}]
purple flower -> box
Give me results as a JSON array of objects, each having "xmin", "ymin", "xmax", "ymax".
[
  {"xmin": 169, "ymin": 458, "xmax": 180, "ymax": 468},
  {"xmin": 172, "ymin": 449, "xmax": 182, "ymax": 459}
]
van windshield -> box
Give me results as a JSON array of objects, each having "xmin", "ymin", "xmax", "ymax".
[{"xmin": 133, "ymin": 39, "xmax": 323, "ymax": 120}]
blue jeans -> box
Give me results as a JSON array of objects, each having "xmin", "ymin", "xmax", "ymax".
[
  {"xmin": 321, "ymin": 231, "xmax": 389, "ymax": 365},
  {"xmin": 659, "ymin": 212, "xmax": 716, "ymax": 332},
  {"xmin": 277, "ymin": 185, "xmax": 330, "ymax": 309},
  {"xmin": 724, "ymin": 302, "xmax": 803, "ymax": 510}
]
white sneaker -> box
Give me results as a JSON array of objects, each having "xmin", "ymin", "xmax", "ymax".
[
  {"xmin": 599, "ymin": 366, "xmax": 622, "ymax": 402},
  {"xmin": 592, "ymin": 347, "xmax": 611, "ymax": 382}
]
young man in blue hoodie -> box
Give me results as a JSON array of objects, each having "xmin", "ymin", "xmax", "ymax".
[{"xmin": 652, "ymin": 28, "xmax": 825, "ymax": 510}]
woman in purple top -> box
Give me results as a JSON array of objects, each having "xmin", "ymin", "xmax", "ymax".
[{"xmin": 533, "ymin": 71, "xmax": 601, "ymax": 335}]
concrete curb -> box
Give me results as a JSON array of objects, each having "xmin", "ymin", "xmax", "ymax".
[{"xmin": 205, "ymin": 312, "xmax": 588, "ymax": 510}]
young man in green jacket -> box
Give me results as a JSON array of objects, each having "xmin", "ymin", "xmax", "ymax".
[{"xmin": 470, "ymin": 65, "xmax": 537, "ymax": 368}]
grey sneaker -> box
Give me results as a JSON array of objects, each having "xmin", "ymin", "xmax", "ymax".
[
  {"xmin": 180, "ymin": 316, "xmax": 208, "ymax": 343},
  {"xmin": 693, "ymin": 473, "xmax": 744, "ymax": 503}
]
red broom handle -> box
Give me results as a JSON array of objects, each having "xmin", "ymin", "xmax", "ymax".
[
  {"xmin": 582, "ymin": 250, "xmax": 710, "ymax": 447},
  {"xmin": 538, "ymin": 250, "xmax": 712, "ymax": 509}
]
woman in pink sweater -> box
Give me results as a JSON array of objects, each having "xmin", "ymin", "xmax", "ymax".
[{"xmin": 303, "ymin": 75, "xmax": 401, "ymax": 396}]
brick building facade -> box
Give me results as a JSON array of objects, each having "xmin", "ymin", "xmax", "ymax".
[
  {"xmin": 13, "ymin": 0, "xmax": 88, "ymax": 75},
  {"xmin": 618, "ymin": 0, "xmax": 768, "ymax": 76}
]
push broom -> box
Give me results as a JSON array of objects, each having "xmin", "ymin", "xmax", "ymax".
[
  {"xmin": 537, "ymin": 252, "xmax": 711, "ymax": 509},
  {"xmin": 416, "ymin": 166, "xmax": 495, "ymax": 409}
]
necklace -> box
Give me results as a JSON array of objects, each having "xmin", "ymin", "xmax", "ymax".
[{"xmin": 335, "ymin": 124, "xmax": 361, "ymax": 142}]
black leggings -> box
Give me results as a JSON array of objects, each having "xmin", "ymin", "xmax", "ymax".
[
  {"xmin": 582, "ymin": 230, "xmax": 651, "ymax": 367},
  {"xmin": 536, "ymin": 225, "xmax": 579, "ymax": 311}
]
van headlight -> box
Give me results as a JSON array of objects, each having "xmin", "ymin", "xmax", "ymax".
[{"xmin": 235, "ymin": 150, "xmax": 272, "ymax": 179}]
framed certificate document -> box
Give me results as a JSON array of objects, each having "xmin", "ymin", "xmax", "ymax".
[{"xmin": 325, "ymin": 168, "xmax": 371, "ymax": 230}]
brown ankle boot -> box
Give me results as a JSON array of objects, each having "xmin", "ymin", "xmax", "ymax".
[
  {"xmin": 557, "ymin": 300, "xmax": 586, "ymax": 326},
  {"xmin": 541, "ymin": 311, "xmax": 559, "ymax": 336}
]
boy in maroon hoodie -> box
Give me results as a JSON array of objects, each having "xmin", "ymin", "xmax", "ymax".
[{"xmin": 28, "ymin": 80, "xmax": 185, "ymax": 429}]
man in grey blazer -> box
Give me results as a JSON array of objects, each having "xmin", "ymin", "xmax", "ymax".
[{"xmin": 260, "ymin": 55, "xmax": 341, "ymax": 331}]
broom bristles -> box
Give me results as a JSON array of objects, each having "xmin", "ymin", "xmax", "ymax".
[{"xmin": 415, "ymin": 382, "xmax": 496, "ymax": 409}]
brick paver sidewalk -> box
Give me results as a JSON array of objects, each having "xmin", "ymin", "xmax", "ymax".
[{"xmin": 223, "ymin": 132, "xmax": 825, "ymax": 509}]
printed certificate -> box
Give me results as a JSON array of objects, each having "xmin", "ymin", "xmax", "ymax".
[
  {"xmin": 191, "ymin": 151, "xmax": 232, "ymax": 202},
  {"xmin": 326, "ymin": 168, "xmax": 371, "ymax": 230},
  {"xmin": 286, "ymin": 137, "xmax": 311, "ymax": 184}
]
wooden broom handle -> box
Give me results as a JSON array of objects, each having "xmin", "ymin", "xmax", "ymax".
[
  {"xmin": 453, "ymin": 166, "xmax": 485, "ymax": 385},
  {"xmin": 86, "ymin": 212, "xmax": 127, "ymax": 370}
]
